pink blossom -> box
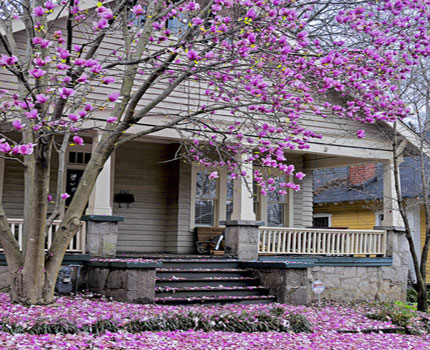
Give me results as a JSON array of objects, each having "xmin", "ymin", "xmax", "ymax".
[
  {"xmin": 73, "ymin": 136, "xmax": 84, "ymax": 145},
  {"xmin": 191, "ymin": 17, "xmax": 203, "ymax": 26},
  {"xmin": 12, "ymin": 120, "xmax": 24, "ymax": 130},
  {"xmin": 84, "ymin": 104, "xmax": 93, "ymax": 112},
  {"xmin": 295, "ymin": 172, "xmax": 305, "ymax": 180},
  {"xmin": 187, "ymin": 50, "xmax": 199, "ymax": 61},
  {"xmin": 0, "ymin": 141, "xmax": 11, "ymax": 153},
  {"xmin": 132, "ymin": 5, "xmax": 145, "ymax": 15},
  {"xmin": 60, "ymin": 193, "xmax": 70, "ymax": 200},
  {"xmin": 59, "ymin": 88, "xmax": 76, "ymax": 99},
  {"xmin": 29, "ymin": 68, "xmax": 46, "ymax": 79},
  {"xmin": 94, "ymin": 19, "xmax": 109, "ymax": 30},
  {"xmin": 33, "ymin": 6, "xmax": 45, "ymax": 17},
  {"xmin": 107, "ymin": 116, "xmax": 118, "ymax": 123},
  {"xmin": 209, "ymin": 171, "xmax": 219, "ymax": 179},
  {"xmin": 102, "ymin": 77, "xmax": 115, "ymax": 84},
  {"xmin": 108, "ymin": 92, "xmax": 120, "ymax": 102},
  {"xmin": 357, "ymin": 129, "xmax": 366, "ymax": 138},
  {"xmin": 36, "ymin": 94, "xmax": 49, "ymax": 104},
  {"xmin": 68, "ymin": 114, "xmax": 79, "ymax": 122},
  {"xmin": 0, "ymin": 55, "xmax": 18, "ymax": 66},
  {"xmin": 18, "ymin": 144, "xmax": 34, "ymax": 155},
  {"xmin": 77, "ymin": 74, "xmax": 89, "ymax": 83},
  {"xmin": 25, "ymin": 109, "xmax": 38, "ymax": 119},
  {"xmin": 45, "ymin": 1, "xmax": 55, "ymax": 10}
]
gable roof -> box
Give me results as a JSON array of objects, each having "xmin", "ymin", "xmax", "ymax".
[{"xmin": 313, "ymin": 157, "xmax": 429, "ymax": 204}]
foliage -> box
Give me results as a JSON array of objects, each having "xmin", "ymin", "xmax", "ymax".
[{"xmin": 0, "ymin": 308, "xmax": 313, "ymax": 335}]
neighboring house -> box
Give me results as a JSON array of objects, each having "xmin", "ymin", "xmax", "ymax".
[{"xmin": 313, "ymin": 158, "xmax": 429, "ymax": 281}]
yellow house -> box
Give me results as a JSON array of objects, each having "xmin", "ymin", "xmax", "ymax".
[{"xmin": 313, "ymin": 161, "xmax": 429, "ymax": 282}]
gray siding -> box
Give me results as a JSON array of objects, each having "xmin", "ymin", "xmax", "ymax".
[{"xmin": 114, "ymin": 142, "xmax": 172, "ymax": 253}]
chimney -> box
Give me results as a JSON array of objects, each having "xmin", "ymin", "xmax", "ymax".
[{"xmin": 348, "ymin": 164, "xmax": 376, "ymax": 186}]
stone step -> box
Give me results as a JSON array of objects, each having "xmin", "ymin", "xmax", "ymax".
[
  {"xmin": 156, "ymin": 277, "xmax": 261, "ymax": 288},
  {"xmin": 160, "ymin": 260, "xmax": 240, "ymax": 269},
  {"xmin": 156, "ymin": 268, "xmax": 252, "ymax": 279},
  {"xmin": 154, "ymin": 295, "xmax": 276, "ymax": 305},
  {"xmin": 155, "ymin": 286, "xmax": 270, "ymax": 298}
]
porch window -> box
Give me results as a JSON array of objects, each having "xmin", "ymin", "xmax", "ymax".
[
  {"xmin": 194, "ymin": 171, "xmax": 217, "ymax": 226},
  {"xmin": 226, "ymin": 175, "xmax": 234, "ymax": 221},
  {"xmin": 267, "ymin": 176, "xmax": 287, "ymax": 227}
]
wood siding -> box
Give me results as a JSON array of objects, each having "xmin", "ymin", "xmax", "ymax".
[
  {"xmin": 314, "ymin": 201, "xmax": 377, "ymax": 230},
  {"xmin": 113, "ymin": 142, "xmax": 173, "ymax": 253}
]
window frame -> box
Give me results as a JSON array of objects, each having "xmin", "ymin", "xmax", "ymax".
[{"xmin": 312, "ymin": 213, "xmax": 332, "ymax": 228}]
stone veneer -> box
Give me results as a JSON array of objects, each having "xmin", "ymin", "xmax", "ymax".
[
  {"xmin": 243, "ymin": 227, "xmax": 409, "ymax": 304},
  {"xmin": 86, "ymin": 261, "xmax": 160, "ymax": 303},
  {"xmin": 82, "ymin": 215, "xmax": 124, "ymax": 258}
]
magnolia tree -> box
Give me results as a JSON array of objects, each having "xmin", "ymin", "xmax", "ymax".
[{"xmin": 0, "ymin": 0, "xmax": 429, "ymax": 305}]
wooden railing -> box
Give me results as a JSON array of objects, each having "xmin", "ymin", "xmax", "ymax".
[
  {"xmin": 258, "ymin": 227, "xmax": 386, "ymax": 256},
  {"xmin": 5, "ymin": 218, "xmax": 86, "ymax": 253}
]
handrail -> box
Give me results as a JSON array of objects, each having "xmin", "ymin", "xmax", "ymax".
[
  {"xmin": 4, "ymin": 218, "xmax": 86, "ymax": 253},
  {"xmin": 258, "ymin": 227, "xmax": 386, "ymax": 256}
]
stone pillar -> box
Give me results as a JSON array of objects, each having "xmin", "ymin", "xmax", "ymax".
[
  {"xmin": 373, "ymin": 226, "xmax": 408, "ymax": 301},
  {"xmin": 224, "ymin": 220, "xmax": 263, "ymax": 261},
  {"xmin": 382, "ymin": 160, "xmax": 403, "ymax": 227},
  {"xmin": 231, "ymin": 155, "xmax": 255, "ymax": 221},
  {"xmin": 82, "ymin": 215, "xmax": 124, "ymax": 257},
  {"xmin": 86, "ymin": 132, "xmax": 114, "ymax": 215}
]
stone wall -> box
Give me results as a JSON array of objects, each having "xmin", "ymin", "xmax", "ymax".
[
  {"xmin": 308, "ymin": 264, "xmax": 408, "ymax": 302},
  {"xmin": 86, "ymin": 263, "xmax": 158, "ymax": 303},
  {"xmin": 254, "ymin": 268, "xmax": 309, "ymax": 305},
  {"xmin": 0, "ymin": 266, "xmax": 10, "ymax": 293}
]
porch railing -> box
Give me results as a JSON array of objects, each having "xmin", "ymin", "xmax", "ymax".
[
  {"xmin": 258, "ymin": 227, "xmax": 386, "ymax": 256},
  {"xmin": 5, "ymin": 218, "xmax": 86, "ymax": 253}
]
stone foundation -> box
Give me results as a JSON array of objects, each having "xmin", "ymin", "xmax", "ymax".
[
  {"xmin": 0, "ymin": 266, "xmax": 10, "ymax": 293},
  {"xmin": 254, "ymin": 268, "xmax": 309, "ymax": 305},
  {"xmin": 86, "ymin": 261, "xmax": 160, "ymax": 303},
  {"xmin": 308, "ymin": 264, "xmax": 408, "ymax": 302}
]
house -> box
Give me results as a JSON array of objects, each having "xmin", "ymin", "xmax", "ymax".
[
  {"xmin": 0, "ymin": 0, "xmax": 427, "ymax": 304},
  {"xmin": 313, "ymin": 158, "xmax": 430, "ymax": 282}
]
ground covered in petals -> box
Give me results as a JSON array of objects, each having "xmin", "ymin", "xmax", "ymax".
[{"xmin": 0, "ymin": 294, "xmax": 429, "ymax": 349}]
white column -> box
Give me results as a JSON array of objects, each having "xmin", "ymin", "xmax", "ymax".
[
  {"xmin": 86, "ymin": 133, "xmax": 113, "ymax": 216},
  {"xmin": 231, "ymin": 156, "xmax": 256, "ymax": 221},
  {"xmin": 0, "ymin": 157, "xmax": 4, "ymax": 202},
  {"xmin": 382, "ymin": 160, "xmax": 403, "ymax": 227}
]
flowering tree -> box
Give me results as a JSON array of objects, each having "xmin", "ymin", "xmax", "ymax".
[{"xmin": 0, "ymin": 0, "xmax": 429, "ymax": 305}]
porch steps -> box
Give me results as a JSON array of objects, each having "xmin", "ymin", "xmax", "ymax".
[{"xmin": 155, "ymin": 259, "xmax": 275, "ymax": 305}]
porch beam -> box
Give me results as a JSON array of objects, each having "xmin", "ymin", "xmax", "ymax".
[{"xmin": 0, "ymin": 157, "xmax": 4, "ymax": 201}]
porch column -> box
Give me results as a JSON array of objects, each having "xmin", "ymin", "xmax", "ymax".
[
  {"xmin": 382, "ymin": 160, "xmax": 403, "ymax": 227},
  {"xmin": 224, "ymin": 156, "xmax": 262, "ymax": 261},
  {"xmin": 230, "ymin": 156, "xmax": 255, "ymax": 221},
  {"xmin": 86, "ymin": 132, "xmax": 113, "ymax": 216},
  {"xmin": 0, "ymin": 157, "xmax": 4, "ymax": 202}
]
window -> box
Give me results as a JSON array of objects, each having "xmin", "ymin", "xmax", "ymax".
[
  {"xmin": 313, "ymin": 214, "xmax": 332, "ymax": 228},
  {"xmin": 194, "ymin": 170, "xmax": 217, "ymax": 226},
  {"xmin": 267, "ymin": 175, "xmax": 287, "ymax": 227},
  {"xmin": 226, "ymin": 175, "xmax": 234, "ymax": 221},
  {"xmin": 69, "ymin": 151, "xmax": 91, "ymax": 165}
]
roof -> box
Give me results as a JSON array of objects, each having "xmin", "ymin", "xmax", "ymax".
[{"xmin": 313, "ymin": 157, "xmax": 429, "ymax": 204}]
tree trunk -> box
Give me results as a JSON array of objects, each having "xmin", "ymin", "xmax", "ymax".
[{"xmin": 9, "ymin": 136, "xmax": 53, "ymax": 304}]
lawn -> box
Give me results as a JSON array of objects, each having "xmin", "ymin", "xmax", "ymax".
[{"xmin": 0, "ymin": 293, "xmax": 429, "ymax": 349}]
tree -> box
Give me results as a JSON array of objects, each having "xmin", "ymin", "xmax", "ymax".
[{"xmin": 0, "ymin": 0, "xmax": 429, "ymax": 305}]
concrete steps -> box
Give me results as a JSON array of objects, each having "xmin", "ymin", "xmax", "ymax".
[{"xmin": 155, "ymin": 258, "xmax": 275, "ymax": 305}]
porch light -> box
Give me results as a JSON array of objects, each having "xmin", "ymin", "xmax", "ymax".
[{"xmin": 114, "ymin": 190, "xmax": 135, "ymax": 208}]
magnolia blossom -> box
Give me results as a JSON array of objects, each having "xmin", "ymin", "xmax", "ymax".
[
  {"xmin": 59, "ymin": 87, "xmax": 76, "ymax": 99},
  {"xmin": 73, "ymin": 136, "xmax": 84, "ymax": 145},
  {"xmin": 60, "ymin": 193, "xmax": 70, "ymax": 200},
  {"xmin": 108, "ymin": 92, "xmax": 120, "ymax": 102},
  {"xmin": 107, "ymin": 116, "xmax": 118, "ymax": 123},
  {"xmin": 12, "ymin": 120, "xmax": 24, "ymax": 130}
]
